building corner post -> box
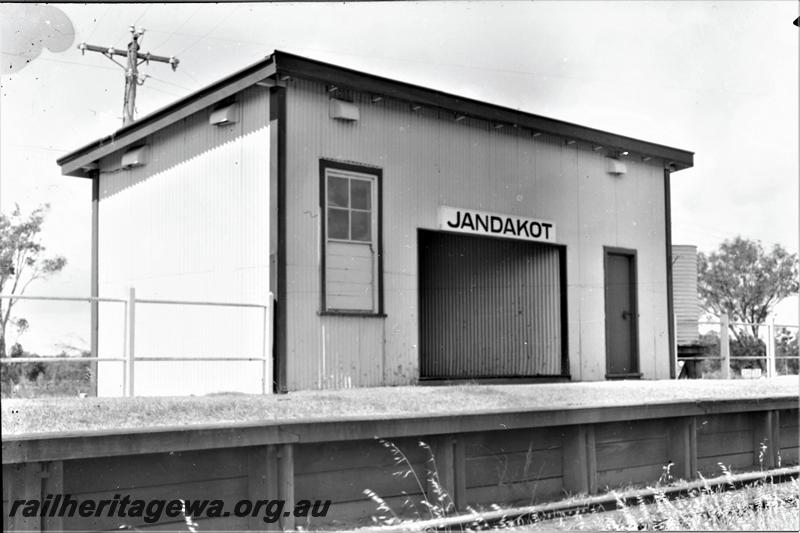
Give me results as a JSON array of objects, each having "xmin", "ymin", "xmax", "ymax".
[
  {"xmin": 270, "ymin": 83, "xmax": 288, "ymax": 394},
  {"xmin": 664, "ymin": 168, "xmax": 676, "ymax": 379},
  {"xmin": 90, "ymin": 170, "xmax": 100, "ymax": 397}
]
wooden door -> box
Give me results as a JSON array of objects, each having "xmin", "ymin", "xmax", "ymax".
[{"xmin": 604, "ymin": 248, "xmax": 639, "ymax": 377}]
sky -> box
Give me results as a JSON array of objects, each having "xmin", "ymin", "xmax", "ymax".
[{"xmin": 0, "ymin": 1, "xmax": 798, "ymax": 354}]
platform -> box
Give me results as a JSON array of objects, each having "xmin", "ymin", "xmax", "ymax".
[{"xmin": 2, "ymin": 378, "xmax": 798, "ymax": 531}]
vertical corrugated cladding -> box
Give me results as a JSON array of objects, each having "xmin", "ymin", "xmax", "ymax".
[
  {"xmin": 672, "ymin": 244, "xmax": 699, "ymax": 344},
  {"xmin": 96, "ymin": 86, "xmax": 271, "ymax": 396},
  {"xmin": 419, "ymin": 232, "xmax": 562, "ymax": 378},
  {"xmin": 284, "ymin": 78, "xmax": 573, "ymax": 389},
  {"xmin": 284, "ymin": 76, "xmax": 671, "ymax": 389}
]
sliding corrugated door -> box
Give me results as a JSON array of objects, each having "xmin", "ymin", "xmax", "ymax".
[{"xmin": 419, "ymin": 230, "xmax": 563, "ymax": 378}]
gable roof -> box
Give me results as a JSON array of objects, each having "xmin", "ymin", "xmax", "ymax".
[{"xmin": 57, "ymin": 50, "xmax": 693, "ymax": 177}]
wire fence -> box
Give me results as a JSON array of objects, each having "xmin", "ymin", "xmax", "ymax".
[
  {"xmin": 675, "ymin": 313, "xmax": 799, "ymax": 379},
  {"xmin": 0, "ymin": 289, "xmax": 273, "ymax": 397}
]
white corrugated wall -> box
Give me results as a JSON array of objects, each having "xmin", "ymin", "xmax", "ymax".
[
  {"xmin": 284, "ymin": 78, "xmax": 670, "ymax": 389},
  {"xmin": 96, "ymin": 87, "xmax": 271, "ymax": 397}
]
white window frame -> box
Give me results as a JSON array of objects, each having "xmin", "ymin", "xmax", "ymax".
[{"xmin": 321, "ymin": 161, "xmax": 382, "ymax": 315}]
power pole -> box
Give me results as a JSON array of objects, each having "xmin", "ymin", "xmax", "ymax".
[{"xmin": 78, "ymin": 26, "xmax": 179, "ymax": 125}]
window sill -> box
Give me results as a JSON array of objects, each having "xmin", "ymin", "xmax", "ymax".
[{"xmin": 318, "ymin": 311, "xmax": 387, "ymax": 318}]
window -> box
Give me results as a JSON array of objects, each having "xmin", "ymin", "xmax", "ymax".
[{"xmin": 320, "ymin": 160, "xmax": 382, "ymax": 314}]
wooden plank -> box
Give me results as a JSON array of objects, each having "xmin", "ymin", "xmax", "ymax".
[
  {"xmin": 465, "ymin": 448, "xmax": 562, "ymax": 487},
  {"xmin": 689, "ymin": 416, "xmax": 698, "ymax": 479},
  {"xmin": 295, "ymin": 463, "xmax": 426, "ymax": 504},
  {"xmin": 3, "ymin": 464, "xmax": 12, "ymax": 532},
  {"xmin": 5, "ymin": 462, "xmax": 42, "ymax": 532},
  {"xmin": 586, "ymin": 426, "xmax": 597, "ymax": 495},
  {"xmin": 779, "ymin": 447, "xmax": 798, "ymax": 466},
  {"xmin": 278, "ymin": 443, "xmax": 294, "ymax": 531},
  {"xmin": 594, "ymin": 419, "xmax": 668, "ymax": 444},
  {"xmin": 697, "ymin": 430, "xmax": 754, "ymax": 458},
  {"xmin": 595, "ymin": 437, "xmax": 669, "ymax": 472},
  {"xmin": 695, "ymin": 412, "xmax": 755, "ymax": 435},
  {"xmin": 427, "ymin": 437, "xmax": 454, "ymax": 512},
  {"xmin": 596, "ymin": 463, "xmax": 665, "ymax": 491},
  {"xmin": 247, "ymin": 445, "xmax": 278, "ymax": 531},
  {"xmin": 41, "ymin": 461, "xmax": 63, "ymax": 533},
  {"xmin": 779, "ymin": 408, "xmax": 798, "ymax": 429},
  {"xmin": 463, "ymin": 427, "xmax": 562, "ymax": 456},
  {"xmin": 464, "ymin": 477, "xmax": 563, "ymax": 507},
  {"xmin": 666, "ymin": 417, "xmax": 694, "ymax": 481},
  {"xmin": 453, "ymin": 437, "xmax": 466, "ymax": 511},
  {"xmin": 6, "ymin": 399, "xmax": 796, "ymax": 464},
  {"xmin": 64, "ymin": 448, "xmax": 247, "ymax": 495},
  {"xmin": 697, "ymin": 452, "xmax": 755, "ymax": 476},
  {"xmin": 294, "ymin": 437, "xmax": 426, "ymax": 475},
  {"xmin": 780, "ymin": 427, "xmax": 799, "ymax": 449},
  {"xmin": 308, "ymin": 493, "xmax": 424, "ymax": 529},
  {"xmin": 561, "ymin": 425, "xmax": 589, "ymax": 495},
  {"xmin": 752, "ymin": 411, "xmax": 777, "ymax": 469}
]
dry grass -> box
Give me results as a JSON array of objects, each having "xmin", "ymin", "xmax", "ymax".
[
  {"xmin": 361, "ymin": 440, "xmax": 799, "ymax": 532},
  {"xmin": 516, "ymin": 478, "xmax": 800, "ymax": 531},
  {"xmin": 2, "ymin": 376, "xmax": 797, "ymax": 436}
]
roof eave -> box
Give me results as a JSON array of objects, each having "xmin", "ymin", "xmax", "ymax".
[
  {"xmin": 272, "ymin": 50, "xmax": 694, "ymax": 170},
  {"xmin": 57, "ymin": 50, "xmax": 693, "ymax": 177},
  {"xmin": 57, "ymin": 56, "xmax": 277, "ymax": 177}
]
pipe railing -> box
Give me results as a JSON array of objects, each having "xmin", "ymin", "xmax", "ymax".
[
  {"xmin": 0, "ymin": 289, "xmax": 273, "ymax": 396},
  {"xmin": 677, "ymin": 313, "xmax": 799, "ymax": 379}
]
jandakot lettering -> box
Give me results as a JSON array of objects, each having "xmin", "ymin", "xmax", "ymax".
[{"xmin": 445, "ymin": 209, "xmax": 553, "ymax": 241}]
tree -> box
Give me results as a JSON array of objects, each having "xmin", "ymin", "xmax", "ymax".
[
  {"xmin": 698, "ymin": 236, "xmax": 798, "ymax": 337},
  {"xmin": 0, "ymin": 205, "xmax": 67, "ymax": 357},
  {"xmin": 698, "ymin": 237, "xmax": 799, "ymax": 372}
]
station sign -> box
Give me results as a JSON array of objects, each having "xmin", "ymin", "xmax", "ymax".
[{"xmin": 438, "ymin": 206, "xmax": 556, "ymax": 243}]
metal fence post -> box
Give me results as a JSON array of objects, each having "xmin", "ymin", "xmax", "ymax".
[
  {"xmin": 261, "ymin": 292, "xmax": 274, "ymax": 395},
  {"xmin": 125, "ymin": 287, "xmax": 136, "ymax": 397},
  {"xmin": 767, "ymin": 316, "xmax": 777, "ymax": 378},
  {"xmin": 673, "ymin": 313, "xmax": 679, "ymax": 379},
  {"xmin": 720, "ymin": 313, "xmax": 731, "ymax": 379}
]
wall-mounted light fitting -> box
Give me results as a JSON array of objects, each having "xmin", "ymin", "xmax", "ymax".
[
  {"xmin": 494, "ymin": 123, "xmax": 504, "ymax": 129},
  {"xmin": 455, "ymin": 114, "xmax": 466, "ymax": 122},
  {"xmin": 121, "ymin": 146, "xmax": 148, "ymax": 169},
  {"xmin": 592, "ymin": 145, "xmax": 604, "ymax": 152},
  {"xmin": 411, "ymin": 104, "xmax": 422, "ymax": 112},
  {"xmin": 326, "ymin": 84, "xmax": 338, "ymax": 93},
  {"xmin": 642, "ymin": 156, "xmax": 652, "ymax": 162},
  {"xmin": 370, "ymin": 95, "xmax": 383, "ymax": 103},
  {"xmin": 532, "ymin": 131, "xmax": 542, "ymax": 137},
  {"xmin": 209, "ymin": 103, "xmax": 238, "ymax": 126},
  {"xmin": 329, "ymin": 99, "xmax": 360, "ymax": 121},
  {"xmin": 606, "ymin": 157, "xmax": 627, "ymax": 176},
  {"xmin": 566, "ymin": 139, "xmax": 576, "ymax": 145}
]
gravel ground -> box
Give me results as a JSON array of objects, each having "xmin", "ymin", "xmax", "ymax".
[{"xmin": 2, "ymin": 377, "xmax": 797, "ymax": 436}]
